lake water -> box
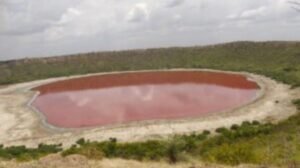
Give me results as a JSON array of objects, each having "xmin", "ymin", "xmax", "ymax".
[{"xmin": 32, "ymin": 71, "xmax": 259, "ymax": 128}]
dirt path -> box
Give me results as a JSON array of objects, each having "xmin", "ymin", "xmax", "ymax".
[{"xmin": 0, "ymin": 69, "xmax": 299, "ymax": 148}]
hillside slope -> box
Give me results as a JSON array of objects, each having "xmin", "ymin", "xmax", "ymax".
[
  {"xmin": 0, "ymin": 41, "xmax": 300, "ymax": 167},
  {"xmin": 1, "ymin": 41, "xmax": 300, "ymax": 87}
]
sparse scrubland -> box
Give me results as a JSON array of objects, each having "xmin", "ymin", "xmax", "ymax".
[
  {"xmin": 0, "ymin": 144, "xmax": 62, "ymax": 162},
  {"xmin": 60, "ymin": 118, "xmax": 300, "ymax": 166},
  {"xmin": 61, "ymin": 121, "xmax": 272, "ymax": 164},
  {"xmin": 1, "ymin": 41, "xmax": 300, "ymax": 87},
  {"xmin": 0, "ymin": 41, "xmax": 300, "ymax": 167}
]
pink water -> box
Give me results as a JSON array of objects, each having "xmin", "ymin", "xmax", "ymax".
[{"xmin": 32, "ymin": 71, "xmax": 259, "ymax": 128}]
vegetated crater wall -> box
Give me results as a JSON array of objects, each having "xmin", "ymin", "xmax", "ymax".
[{"xmin": 0, "ymin": 69, "xmax": 298, "ymax": 148}]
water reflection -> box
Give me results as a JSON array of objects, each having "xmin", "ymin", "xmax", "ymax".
[{"xmin": 32, "ymin": 71, "xmax": 259, "ymax": 128}]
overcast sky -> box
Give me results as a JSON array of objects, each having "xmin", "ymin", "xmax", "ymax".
[{"xmin": 0, "ymin": 0, "xmax": 300, "ymax": 61}]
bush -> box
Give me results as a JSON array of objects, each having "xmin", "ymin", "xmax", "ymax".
[
  {"xmin": 293, "ymin": 99, "xmax": 300, "ymax": 110},
  {"xmin": 198, "ymin": 121, "xmax": 275, "ymax": 155},
  {"xmin": 252, "ymin": 120, "xmax": 260, "ymax": 125},
  {"xmin": 62, "ymin": 144, "xmax": 78, "ymax": 157},
  {"xmin": 61, "ymin": 121, "xmax": 277, "ymax": 165},
  {"xmin": 215, "ymin": 127, "xmax": 228, "ymax": 134},
  {"xmin": 63, "ymin": 133, "xmax": 210, "ymax": 162},
  {"xmin": 241, "ymin": 121, "xmax": 252, "ymax": 127},
  {"xmin": 101, "ymin": 138, "xmax": 118, "ymax": 157},
  {"xmin": 37, "ymin": 144, "xmax": 62, "ymax": 153},
  {"xmin": 113, "ymin": 141, "xmax": 165, "ymax": 161},
  {"xmin": 5, "ymin": 146, "xmax": 27, "ymax": 157},
  {"xmin": 203, "ymin": 143, "xmax": 260, "ymax": 165},
  {"xmin": 77, "ymin": 145, "xmax": 103, "ymax": 160},
  {"xmin": 0, "ymin": 144, "xmax": 62, "ymax": 161},
  {"xmin": 166, "ymin": 140, "xmax": 180, "ymax": 164},
  {"xmin": 203, "ymin": 130, "xmax": 211, "ymax": 135},
  {"xmin": 76, "ymin": 138, "xmax": 86, "ymax": 146},
  {"xmin": 230, "ymin": 124, "xmax": 239, "ymax": 130}
]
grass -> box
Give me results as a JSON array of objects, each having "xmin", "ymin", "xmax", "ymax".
[
  {"xmin": 62, "ymin": 132, "xmax": 210, "ymax": 163},
  {"xmin": 60, "ymin": 115, "xmax": 300, "ymax": 166},
  {"xmin": 0, "ymin": 41, "xmax": 300, "ymax": 166},
  {"xmin": 59, "ymin": 120, "xmax": 284, "ymax": 165},
  {"xmin": 0, "ymin": 144, "xmax": 62, "ymax": 162},
  {"xmin": 198, "ymin": 108, "xmax": 300, "ymax": 166},
  {"xmin": 0, "ymin": 111, "xmax": 299, "ymax": 166},
  {"xmin": 293, "ymin": 99, "xmax": 300, "ymax": 110},
  {"xmin": 1, "ymin": 41, "xmax": 300, "ymax": 87}
]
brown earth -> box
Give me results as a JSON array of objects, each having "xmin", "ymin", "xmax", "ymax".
[{"xmin": 0, "ymin": 154, "xmax": 278, "ymax": 168}]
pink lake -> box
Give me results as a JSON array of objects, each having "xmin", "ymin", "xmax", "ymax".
[{"xmin": 32, "ymin": 71, "xmax": 259, "ymax": 128}]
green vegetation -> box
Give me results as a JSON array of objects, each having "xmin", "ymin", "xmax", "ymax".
[
  {"xmin": 62, "ymin": 131, "xmax": 210, "ymax": 163},
  {"xmin": 0, "ymin": 144, "xmax": 62, "ymax": 161},
  {"xmin": 199, "ymin": 109, "xmax": 300, "ymax": 166},
  {"xmin": 1, "ymin": 41, "xmax": 300, "ymax": 87},
  {"xmin": 1, "ymin": 113, "xmax": 300, "ymax": 166},
  {"xmin": 60, "ymin": 120, "xmax": 293, "ymax": 166},
  {"xmin": 61, "ymin": 115, "xmax": 300, "ymax": 166},
  {"xmin": 293, "ymin": 99, "xmax": 300, "ymax": 109},
  {"xmin": 0, "ymin": 41, "xmax": 300, "ymax": 166}
]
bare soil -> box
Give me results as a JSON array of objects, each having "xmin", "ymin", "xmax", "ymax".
[{"xmin": 0, "ymin": 154, "xmax": 279, "ymax": 168}]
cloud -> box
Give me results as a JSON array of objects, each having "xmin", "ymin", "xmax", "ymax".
[
  {"xmin": 1, "ymin": 0, "xmax": 300, "ymax": 61},
  {"xmin": 57, "ymin": 8, "xmax": 82, "ymax": 25},
  {"xmin": 241, "ymin": 6, "xmax": 267, "ymax": 18},
  {"xmin": 0, "ymin": 22, "xmax": 50, "ymax": 36},
  {"xmin": 0, "ymin": 0, "xmax": 80, "ymax": 36},
  {"xmin": 227, "ymin": 6, "xmax": 267, "ymax": 20},
  {"xmin": 44, "ymin": 0, "xmax": 129, "ymax": 40},
  {"xmin": 126, "ymin": 3, "xmax": 149, "ymax": 22},
  {"xmin": 288, "ymin": 1, "xmax": 300, "ymax": 11},
  {"xmin": 165, "ymin": 0, "xmax": 185, "ymax": 8}
]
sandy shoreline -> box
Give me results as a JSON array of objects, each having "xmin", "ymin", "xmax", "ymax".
[{"xmin": 0, "ymin": 69, "xmax": 299, "ymax": 148}]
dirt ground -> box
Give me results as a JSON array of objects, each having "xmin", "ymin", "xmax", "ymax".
[
  {"xmin": 0, "ymin": 69, "xmax": 299, "ymax": 148},
  {"xmin": 0, "ymin": 154, "xmax": 278, "ymax": 168}
]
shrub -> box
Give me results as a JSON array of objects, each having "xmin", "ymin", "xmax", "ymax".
[
  {"xmin": 292, "ymin": 99, "xmax": 300, "ymax": 110},
  {"xmin": 203, "ymin": 143, "xmax": 260, "ymax": 165},
  {"xmin": 166, "ymin": 141, "xmax": 180, "ymax": 164},
  {"xmin": 62, "ymin": 142, "xmax": 103, "ymax": 160},
  {"xmin": 37, "ymin": 144, "xmax": 62, "ymax": 153},
  {"xmin": 215, "ymin": 127, "xmax": 228, "ymax": 134},
  {"xmin": 77, "ymin": 145, "xmax": 103, "ymax": 160},
  {"xmin": 76, "ymin": 138, "xmax": 86, "ymax": 146},
  {"xmin": 230, "ymin": 124, "xmax": 239, "ymax": 130},
  {"xmin": 138, "ymin": 140, "xmax": 166, "ymax": 160},
  {"xmin": 203, "ymin": 130, "xmax": 211, "ymax": 135},
  {"xmin": 0, "ymin": 144, "xmax": 62, "ymax": 161},
  {"xmin": 62, "ymin": 145, "xmax": 78, "ymax": 157},
  {"xmin": 252, "ymin": 120, "xmax": 260, "ymax": 125},
  {"xmin": 100, "ymin": 139, "xmax": 118, "ymax": 158},
  {"xmin": 241, "ymin": 121, "xmax": 251, "ymax": 127},
  {"xmin": 16, "ymin": 153, "xmax": 33, "ymax": 162}
]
